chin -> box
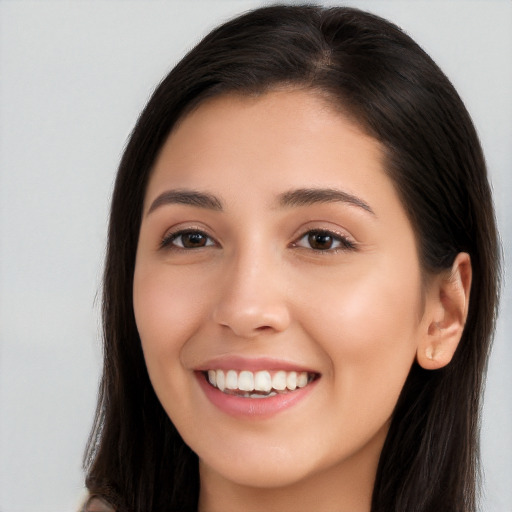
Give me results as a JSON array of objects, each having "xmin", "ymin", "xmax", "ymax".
[{"xmin": 200, "ymin": 455, "xmax": 316, "ymax": 489}]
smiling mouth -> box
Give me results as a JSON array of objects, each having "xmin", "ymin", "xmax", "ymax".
[{"xmin": 204, "ymin": 369, "xmax": 319, "ymax": 398}]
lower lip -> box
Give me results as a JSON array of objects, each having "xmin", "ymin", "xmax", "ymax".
[{"xmin": 196, "ymin": 372, "xmax": 318, "ymax": 419}]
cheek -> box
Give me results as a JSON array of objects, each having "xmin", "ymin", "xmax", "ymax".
[
  {"xmin": 304, "ymin": 263, "xmax": 421, "ymax": 335},
  {"xmin": 297, "ymin": 257, "xmax": 423, "ymax": 400},
  {"xmin": 133, "ymin": 263, "xmax": 210, "ymax": 363},
  {"xmin": 132, "ymin": 263, "xmax": 218, "ymax": 425}
]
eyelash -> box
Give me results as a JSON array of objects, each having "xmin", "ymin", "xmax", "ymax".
[
  {"xmin": 291, "ymin": 229, "xmax": 356, "ymax": 253},
  {"xmin": 160, "ymin": 229, "xmax": 215, "ymax": 250},
  {"xmin": 160, "ymin": 228, "xmax": 356, "ymax": 253}
]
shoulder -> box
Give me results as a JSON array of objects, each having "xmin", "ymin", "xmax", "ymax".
[{"xmin": 81, "ymin": 495, "xmax": 116, "ymax": 512}]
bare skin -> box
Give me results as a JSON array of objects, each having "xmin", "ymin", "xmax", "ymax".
[{"xmin": 133, "ymin": 89, "xmax": 471, "ymax": 512}]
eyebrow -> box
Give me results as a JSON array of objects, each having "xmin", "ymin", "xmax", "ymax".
[
  {"xmin": 147, "ymin": 189, "xmax": 223, "ymax": 215},
  {"xmin": 146, "ymin": 186, "xmax": 374, "ymax": 216},
  {"xmin": 278, "ymin": 188, "xmax": 375, "ymax": 215}
]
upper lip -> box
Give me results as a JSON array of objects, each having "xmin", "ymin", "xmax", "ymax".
[{"xmin": 194, "ymin": 355, "xmax": 319, "ymax": 374}]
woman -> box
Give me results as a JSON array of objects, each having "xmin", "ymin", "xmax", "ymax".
[{"xmin": 83, "ymin": 5, "xmax": 500, "ymax": 511}]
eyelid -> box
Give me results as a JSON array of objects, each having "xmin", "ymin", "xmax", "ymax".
[
  {"xmin": 157, "ymin": 223, "xmax": 357, "ymax": 252},
  {"xmin": 160, "ymin": 226, "xmax": 218, "ymax": 250},
  {"xmin": 291, "ymin": 227, "xmax": 357, "ymax": 252}
]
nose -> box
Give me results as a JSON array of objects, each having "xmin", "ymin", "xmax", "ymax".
[{"xmin": 211, "ymin": 252, "xmax": 291, "ymax": 339}]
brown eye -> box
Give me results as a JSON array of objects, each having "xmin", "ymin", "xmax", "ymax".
[
  {"xmin": 181, "ymin": 232, "xmax": 209, "ymax": 248},
  {"xmin": 162, "ymin": 230, "xmax": 215, "ymax": 249},
  {"xmin": 308, "ymin": 232, "xmax": 334, "ymax": 250},
  {"xmin": 294, "ymin": 230, "xmax": 355, "ymax": 252}
]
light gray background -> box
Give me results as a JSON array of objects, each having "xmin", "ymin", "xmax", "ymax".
[{"xmin": 0, "ymin": 1, "xmax": 510, "ymax": 511}]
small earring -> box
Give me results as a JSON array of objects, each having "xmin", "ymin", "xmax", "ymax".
[{"xmin": 426, "ymin": 345, "xmax": 435, "ymax": 361}]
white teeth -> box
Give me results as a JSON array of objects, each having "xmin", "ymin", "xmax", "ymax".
[
  {"xmin": 297, "ymin": 371, "xmax": 308, "ymax": 388},
  {"xmin": 250, "ymin": 391, "xmax": 277, "ymax": 398},
  {"xmin": 272, "ymin": 371, "xmax": 287, "ymax": 391},
  {"xmin": 216, "ymin": 369, "xmax": 225, "ymax": 391},
  {"xmin": 206, "ymin": 369, "xmax": 314, "ymax": 396},
  {"xmin": 226, "ymin": 370, "xmax": 238, "ymax": 390},
  {"xmin": 286, "ymin": 371, "xmax": 297, "ymax": 390},
  {"xmin": 254, "ymin": 371, "xmax": 272, "ymax": 392},
  {"xmin": 238, "ymin": 371, "xmax": 254, "ymax": 391}
]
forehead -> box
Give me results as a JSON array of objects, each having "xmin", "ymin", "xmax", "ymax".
[
  {"xmin": 170, "ymin": 88, "xmax": 373, "ymax": 153},
  {"xmin": 146, "ymin": 89, "xmax": 390, "ymax": 206}
]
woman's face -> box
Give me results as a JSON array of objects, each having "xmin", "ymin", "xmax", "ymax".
[{"xmin": 133, "ymin": 90, "xmax": 434, "ymax": 491}]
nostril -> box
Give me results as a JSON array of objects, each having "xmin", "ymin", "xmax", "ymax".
[
  {"xmin": 212, "ymin": 303, "xmax": 291, "ymax": 338},
  {"xmin": 255, "ymin": 325, "xmax": 274, "ymax": 332}
]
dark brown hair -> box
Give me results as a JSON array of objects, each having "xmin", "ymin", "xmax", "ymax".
[{"xmin": 84, "ymin": 5, "xmax": 500, "ymax": 511}]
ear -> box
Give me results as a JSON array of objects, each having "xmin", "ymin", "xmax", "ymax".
[{"xmin": 417, "ymin": 252, "xmax": 472, "ymax": 370}]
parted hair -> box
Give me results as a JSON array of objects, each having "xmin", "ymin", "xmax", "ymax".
[{"xmin": 84, "ymin": 5, "xmax": 500, "ymax": 511}]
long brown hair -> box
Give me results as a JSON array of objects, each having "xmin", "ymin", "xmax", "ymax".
[{"xmin": 84, "ymin": 6, "xmax": 500, "ymax": 511}]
